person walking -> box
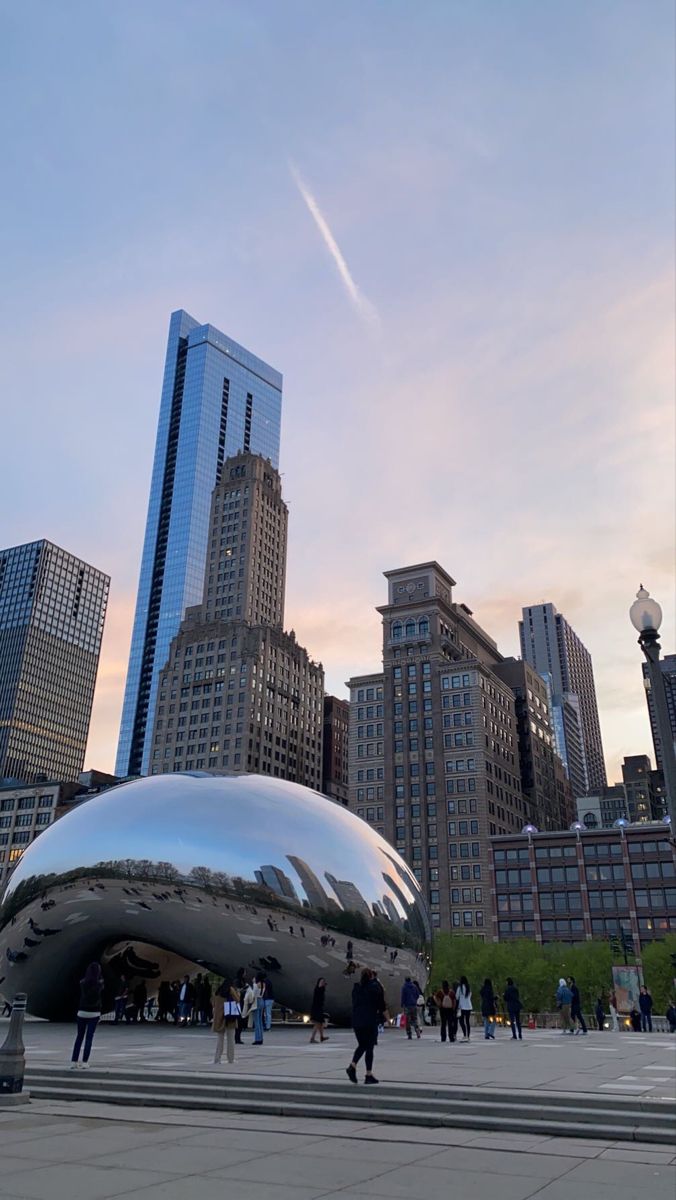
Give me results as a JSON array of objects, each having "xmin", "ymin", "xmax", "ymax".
[
  {"xmin": 177, "ymin": 975, "xmax": 194, "ymax": 1025},
  {"xmin": 568, "ymin": 976, "xmax": 588, "ymax": 1034},
  {"xmin": 480, "ymin": 978, "xmax": 496, "ymax": 1040},
  {"xmin": 594, "ymin": 996, "xmax": 605, "ymax": 1031},
  {"xmin": 504, "ymin": 978, "xmax": 523, "ymax": 1040},
  {"xmin": 70, "ymin": 962, "xmax": 104, "ymax": 1069},
  {"xmin": 346, "ymin": 968, "xmax": 384, "ymax": 1085},
  {"xmin": 639, "ymin": 985, "xmax": 653, "ymax": 1032},
  {"xmin": 609, "ymin": 988, "xmax": 619, "ymax": 1032},
  {"xmin": 556, "ymin": 978, "xmax": 574, "ymax": 1034},
  {"xmin": 426, "ymin": 993, "xmax": 438, "ymax": 1027},
  {"xmin": 212, "ymin": 980, "xmax": 241, "ymax": 1064},
  {"xmin": 113, "ymin": 975, "xmax": 128, "ymax": 1024},
  {"xmin": 310, "ymin": 977, "xmax": 328, "ymax": 1043},
  {"xmin": 435, "ymin": 981, "xmax": 456, "ymax": 1043},
  {"xmin": 401, "ymin": 976, "xmax": 422, "ymax": 1040},
  {"xmin": 457, "ymin": 976, "xmax": 473, "ymax": 1040}
]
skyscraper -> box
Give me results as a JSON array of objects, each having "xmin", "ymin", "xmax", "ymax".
[
  {"xmin": 519, "ymin": 603, "xmax": 606, "ymax": 796},
  {"xmin": 149, "ymin": 452, "xmax": 324, "ymax": 788},
  {"xmin": 0, "ymin": 540, "xmax": 109, "ymax": 783},
  {"xmin": 642, "ymin": 654, "xmax": 676, "ymax": 772},
  {"xmin": 116, "ymin": 310, "xmax": 282, "ymax": 778},
  {"xmin": 349, "ymin": 563, "xmax": 526, "ymax": 933},
  {"xmin": 322, "ymin": 695, "xmax": 350, "ymax": 805}
]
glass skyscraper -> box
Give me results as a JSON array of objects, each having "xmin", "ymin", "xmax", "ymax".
[
  {"xmin": 0, "ymin": 540, "xmax": 109, "ymax": 783},
  {"xmin": 116, "ymin": 310, "xmax": 282, "ymax": 777}
]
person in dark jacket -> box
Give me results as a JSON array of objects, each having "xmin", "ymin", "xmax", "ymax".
[
  {"xmin": 401, "ymin": 977, "xmax": 421, "ymax": 1040},
  {"xmin": 132, "ymin": 980, "xmax": 147, "ymax": 1022},
  {"xmin": 639, "ymin": 986, "xmax": 653, "ymax": 1032},
  {"xmin": 630, "ymin": 1006, "xmax": 642, "ymax": 1032},
  {"xmin": 70, "ymin": 962, "xmax": 104, "ymax": 1068},
  {"xmin": 480, "ymin": 978, "xmax": 496, "ymax": 1040},
  {"xmin": 567, "ymin": 976, "xmax": 588, "ymax": 1034},
  {"xmin": 346, "ymin": 968, "xmax": 384, "ymax": 1085},
  {"xmin": 665, "ymin": 1003, "xmax": 676, "ymax": 1033},
  {"xmin": 503, "ymin": 977, "xmax": 523, "ymax": 1040},
  {"xmin": 594, "ymin": 996, "xmax": 605, "ymax": 1031},
  {"xmin": 310, "ymin": 977, "xmax": 328, "ymax": 1043},
  {"xmin": 434, "ymin": 981, "xmax": 456, "ymax": 1043}
]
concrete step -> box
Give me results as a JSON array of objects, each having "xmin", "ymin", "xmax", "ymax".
[{"xmin": 25, "ymin": 1069, "xmax": 676, "ymax": 1144}]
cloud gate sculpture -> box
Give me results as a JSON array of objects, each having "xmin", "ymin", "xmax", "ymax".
[{"xmin": 0, "ymin": 773, "xmax": 431, "ymax": 1023}]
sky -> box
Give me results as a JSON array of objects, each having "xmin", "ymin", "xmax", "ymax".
[{"xmin": 0, "ymin": 0, "xmax": 674, "ymax": 785}]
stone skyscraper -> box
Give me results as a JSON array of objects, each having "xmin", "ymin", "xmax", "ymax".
[
  {"xmin": 149, "ymin": 453, "xmax": 323, "ymax": 789},
  {"xmin": 117, "ymin": 310, "xmax": 282, "ymax": 778},
  {"xmin": 0, "ymin": 540, "xmax": 109, "ymax": 784},
  {"xmin": 349, "ymin": 563, "xmax": 526, "ymax": 933},
  {"xmin": 519, "ymin": 602, "xmax": 606, "ymax": 796},
  {"xmin": 642, "ymin": 654, "xmax": 676, "ymax": 773}
]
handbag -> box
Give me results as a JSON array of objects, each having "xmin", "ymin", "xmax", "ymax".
[{"xmin": 224, "ymin": 1000, "xmax": 241, "ymax": 1018}]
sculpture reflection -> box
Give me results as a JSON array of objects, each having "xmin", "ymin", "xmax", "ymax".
[{"xmin": 0, "ymin": 773, "xmax": 431, "ymax": 1022}]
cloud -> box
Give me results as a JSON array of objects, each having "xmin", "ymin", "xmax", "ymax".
[{"xmin": 289, "ymin": 162, "xmax": 380, "ymax": 330}]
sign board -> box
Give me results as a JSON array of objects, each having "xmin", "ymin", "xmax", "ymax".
[{"xmin": 611, "ymin": 964, "xmax": 642, "ymax": 1013}]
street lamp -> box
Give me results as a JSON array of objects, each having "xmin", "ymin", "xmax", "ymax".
[{"xmin": 629, "ymin": 585, "xmax": 676, "ymax": 816}]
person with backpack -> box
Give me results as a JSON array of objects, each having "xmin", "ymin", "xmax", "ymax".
[
  {"xmin": 212, "ymin": 979, "xmax": 241, "ymax": 1064},
  {"xmin": 346, "ymin": 968, "xmax": 386, "ymax": 1085},
  {"xmin": 400, "ymin": 977, "xmax": 422, "ymax": 1040},
  {"xmin": 434, "ymin": 981, "xmax": 456, "ymax": 1043}
]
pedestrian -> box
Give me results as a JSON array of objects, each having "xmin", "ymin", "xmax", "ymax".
[
  {"xmin": 198, "ymin": 976, "xmax": 212, "ymax": 1025},
  {"xmin": 594, "ymin": 996, "xmax": 605, "ymax": 1031},
  {"xmin": 665, "ymin": 1002, "xmax": 676, "ymax": 1033},
  {"xmin": 262, "ymin": 975, "xmax": 274, "ymax": 1031},
  {"xmin": 480, "ymin": 978, "xmax": 496, "ymax": 1040},
  {"xmin": 639, "ymin": 985, "xmax": 653, "ymax": 1032},
  {"xmin": 400, "ymin": 976, "xmax": 422, "ymax": 1040},
  {"xmin": 309, "ymin": 977, "xmax": 329, "ymax": 1043},
  {"xmin": 234, "ymin": 968, "xmax": 248, "ymax": 1043},
  {"xmin": 346, "ymin": 940, "xmax": 354, "ymax": 961},
  {"xmin": 70, "ymin": 962, "xmax": 104, "ymax": 1069},
  {"xmin": 630, "ymin": 1006, "xmax": 642, "ymax": 1032},
  {"xmin": 434, "ymin": 980, "xmax": 456, "ymax": 1043},
  {"xmin": 132, "ymin": 980, "xmax": 147, "ymax": 1022},
  {"xmin": 346, "ymin": 968, "xmax": 384, "ymax": 1085},
  {"xmin": 415, "ymin": 981, "xmax": 426, "ymax": 1029},
  {"xmin": 609, "ymin": 988, "xmax": 619, "ymax": 1032},
  {"xmin": 157, "ymin": 979, "xmax": 172, "ymax": 1023},
  {"xmin": 568, "ymin": 976, "xmax": 588, "ymax": 1034},
  {"xmin": 113, "ymin": 975, "xmax": 128, "ymax": 1023},
  {"xmin": 556, "ymin": 977, "xmax": 574, "ymax": 1034},
  {"xmin": 178, "ymin": 974, "xmax": 194, "ymax": 1025},
  {"xmin": 504, "ymin": 977, "xmax": 523, "ymax": 1040},
  {"xmin": 457, "ymin": 975, "xmax": 472, "ymax": 1040},
  {"xmin": 426, "ymin": 993, "xmax": 438, "ymax": 1027},
  {"xmin": 243, "ymin": 974, "xmax": 265, "ymax": 1044},
  {"xmin": 212, "ymin": 979, "xmax": 241, "ymax": 1064}
]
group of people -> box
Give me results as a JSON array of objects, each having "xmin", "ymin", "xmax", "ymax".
[
  {"xmin": 113, "ymin": 973, "xmax": 214, "ymax": 1026},
  {"xmin": 429, "ymin": 977, "xmax": 523, "ymax": 1042}
]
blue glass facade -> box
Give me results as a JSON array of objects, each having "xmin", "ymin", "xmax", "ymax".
[{"xmin": 116, "ymin": 310, "xmax": 282, "ymax": 778}]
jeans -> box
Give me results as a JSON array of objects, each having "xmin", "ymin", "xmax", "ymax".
[
  {"xmin": 559, "ymin": 1004, "xmax": 572, "ymax": 1031},
  {"xmin": 571, "ymin": 1007, "xmax": 587, "ymax": 1033},
  {"xmin": 508, "ymin": 1010, "xmax": 522, "ymax": 1039},
  {"xmin": 353, "ymin": 1026, "xmax": 377, "ymax": 1073},
  {"xmin": 179, "ymin": 1001, "xmax": 192, "ymax": 1022},
  {"xmin": 263, "ymin": 998, "xmax": 274, "ymax": 1031},
  {"xmin": 405, "ymin": 1006, "xmax": 420, "ymax": 1037},
  {"xmin": 458, "ymin": 1010, "xmax": 471, "ymax": 1039},
  {"xmin": 253, "ymin": 1005, "xmax": 264, "ymax": 1043},
  {"xmin": 439, "ymin": 1008, "xmax": 455, "ymax": 1041},
  {"xmin": 113, "ymin": 998, "xmax": 126, "ymax": 1023},
  {"xmin": 641, "ymin": 1012, "xmax": 652, "ymax": 1032},
  {"xmin": 71, "ymin": 1016, "xmax": 99, "ymax": 1063},
  {"xmin": 483, "ymin": 1016, "xmax": 495, "ymax": 1039}
]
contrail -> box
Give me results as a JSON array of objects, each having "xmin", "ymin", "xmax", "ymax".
[{"xmin": 290, "ymin": 163, "xmax": 379, "ymax": 328}]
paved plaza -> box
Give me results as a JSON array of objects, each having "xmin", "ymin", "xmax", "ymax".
[
  {"xmin": 0, "ymin": 1099, "xmax": 675, "ymax": 1200},
  {"xmin": 10, "ymin": 1018, "xmax": 676, "ymax": 1101}
]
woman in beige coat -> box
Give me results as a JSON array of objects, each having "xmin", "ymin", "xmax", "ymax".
[{"xmin": 212, "ymin": 981, "xmax": 241, "ymax": 1064}]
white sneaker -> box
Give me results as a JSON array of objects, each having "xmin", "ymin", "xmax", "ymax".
[
  {"xmin": 80, "ymin": 1062, "xmax": 89, "ymax": 1069},
  {"xmin": 69, "ymin": 1063, "xmax": 79, "ymax": 1070}
]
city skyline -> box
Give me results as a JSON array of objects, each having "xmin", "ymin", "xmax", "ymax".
[{"xmin": 1, "ymin": 3, "xmax": 673, "ymax": 784}]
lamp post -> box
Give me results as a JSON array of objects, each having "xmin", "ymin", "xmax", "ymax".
[{"xmin": 629, "ymin": 586, "xmax": 676, "ymax": 816}]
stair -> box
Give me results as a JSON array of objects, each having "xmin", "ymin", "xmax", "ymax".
[{"xmin": 25, "ymin": 1066, "xmax": 676, "ymax": 1145}]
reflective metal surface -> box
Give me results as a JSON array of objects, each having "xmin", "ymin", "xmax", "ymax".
[{"xmin": 0, "ymin": 774, "xmax": 431, "ymax": 1022}]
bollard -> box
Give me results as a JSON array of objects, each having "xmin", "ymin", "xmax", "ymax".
[{"xmin": 0, "ymin": 993, "xmax": 30, "ymax": 1105}]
